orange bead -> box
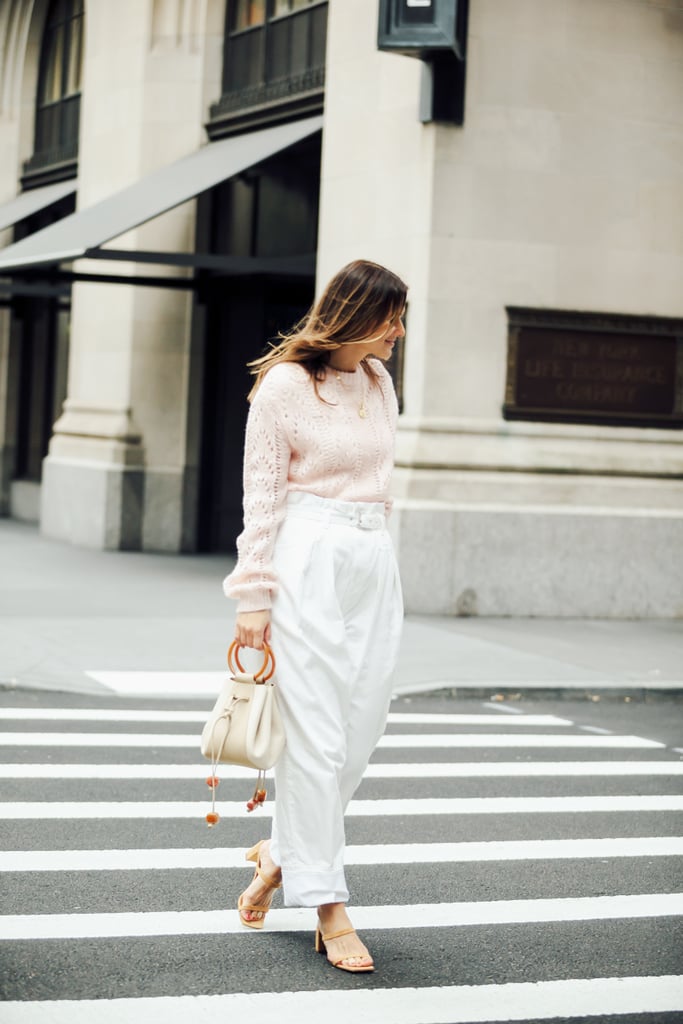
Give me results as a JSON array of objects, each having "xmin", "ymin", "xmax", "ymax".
[
  {"xmin": 206, "ymin": 776, "xmax": 220, "ymax": 789},
  {"xmin": 206, "ymin": 812, "xmax": 220, "ymax": 827}
]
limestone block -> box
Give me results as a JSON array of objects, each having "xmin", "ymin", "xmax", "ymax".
[
  {"xmin": 142, "ymin": 468, "xmax": 185, "ymax": 552},
  {"xmin": 41, "ymin": 456, "xmax": 143, "ymax": 550},
  {"xmin": 473, "ymin": 33, "xmax": 571, "ymax": 114},
  {"xmin": 391, "ymin": 466, "xmax": 683, "ymax": 511},
  {"xmin": 391, "ymin": 499, "xmax": 683, "ymax": 618},
  {"xmin": 564, "ymin": 0, "xmax": 683, "ymax": 61},
  {"xmin": 389, "ymin": 500, "xmax": 457, "ymax": 615},
  {"xmin": 470, "ymin": 0, "xmax": 567, "ymax": 39},
  {"xmin": 9, "ymin": 481, "xmax": 39, "ymax": 523},
  {"xmin": 395, "ymin": 417, "xmax": 683, "ymax": 477}
]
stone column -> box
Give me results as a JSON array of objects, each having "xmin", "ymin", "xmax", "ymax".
[{"xmin": 41, "ymin": 0, "xmax": 225, "ymax": 549}]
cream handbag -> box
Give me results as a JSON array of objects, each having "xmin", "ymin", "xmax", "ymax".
[{"xmin": 201, "ymin": 641, "xmax": 285, "ymax": 825}]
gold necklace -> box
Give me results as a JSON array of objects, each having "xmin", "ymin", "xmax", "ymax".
[{"xmin": 333, "ymin": 367, "xmax": 366, "ymax": 418}]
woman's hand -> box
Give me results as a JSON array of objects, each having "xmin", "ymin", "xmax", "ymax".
[{"xmin": 235, "ymin": 610, "xmax": 272, "ymax": 651}]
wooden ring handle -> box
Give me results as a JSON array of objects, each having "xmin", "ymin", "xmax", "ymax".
[{"xmin": 228, "ymin": 640, "xmax": 275, "ymax": 682}]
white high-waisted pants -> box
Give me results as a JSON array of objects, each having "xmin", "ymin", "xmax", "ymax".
[{"xmin": 268, "ymin": 492, "xmax": 403, "ymax": 907}]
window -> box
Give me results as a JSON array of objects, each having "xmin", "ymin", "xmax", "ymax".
[
  {"xmin": 23, "ymin": 0, "xmax": 84, "ymax": 183},
  {"xmin": 210, "ymin": 0, "xmax": 327, "ymax": 136},
  {"xmin": 273, "ymin": 0, "xmax": 316, "ymax": 15},
  {"xmin": 235, "ymin": 0, "xmax": 266, "ymax": 30}
]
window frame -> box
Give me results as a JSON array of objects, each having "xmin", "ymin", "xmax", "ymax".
[
  {"xmin": 209, "ymin": 0, "xmax": 327, "ymax": 138},
  {"xmin": 22, "ymin": 0, "xmax": 84, "ymax": 187}
]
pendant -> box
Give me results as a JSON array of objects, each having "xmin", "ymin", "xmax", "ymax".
[{"xmin": 359, "ymin": 404, "xmax": 367, "ymax": 419}]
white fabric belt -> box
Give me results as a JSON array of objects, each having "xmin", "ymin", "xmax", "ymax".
[{"xmin": 285, "ymin": 493, "xmax": 386, "ymax": 531}]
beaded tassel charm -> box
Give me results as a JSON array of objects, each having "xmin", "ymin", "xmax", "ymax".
[
  {"xmin": 204, "ymin": 766, "xmax": 269, "ymax": 823},
  {"xmin": 246, "ymin": 769, "xmax": 268, "ymax": 812},
  {"xmin": 206, "ymin": 770, "xmax": 220, "ymax": 827}
]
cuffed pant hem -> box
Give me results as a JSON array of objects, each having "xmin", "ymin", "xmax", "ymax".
[{"xmin": 281, "ymin": 868, "xmax": 349, "ymax": 909}]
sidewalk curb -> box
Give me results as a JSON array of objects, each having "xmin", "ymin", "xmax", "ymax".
[{"xmin": 393, "ymin": 683, "xmax": 683, "ymax": 703}]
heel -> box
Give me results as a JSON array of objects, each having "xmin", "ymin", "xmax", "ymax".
[
  {"xmin": 238, "ymin": 840, "xmax": 280, "ymax": 930},
  {"xmin": 245, "ymin": 841, "xmax": 263, "ymax": 865},
  {"xmin": 314, "ymin": 928, "xmax": 325, "ymax": 955}
]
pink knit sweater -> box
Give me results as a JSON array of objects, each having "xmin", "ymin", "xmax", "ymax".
[{"xmin": 223, "ymin": 359, "xmax": 398, "ymax": 613}]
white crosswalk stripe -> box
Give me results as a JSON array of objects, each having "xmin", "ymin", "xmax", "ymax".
[
  {"xmin": 1, "ymin": 697, "xmax": 681, "ymax": 1022},
  {"xmin": 1, "ymin": 759, "xmax": 681, "ymax": 779},
  {"xmin": 4, "ymin": 976, "xmax": 683, "ymax": 1024},
  {"xmin": 0, "ymin": 708, "xmax": 574, "ymax": 726},
  {"xmin": 3, "ymin": 794, "xmax": 683, "ymax": 818},
  {"xmin": 3, "ymin": 836, "xmax": 682, "ymax": 873},
  {"xmin": 0, "ymin": 730, "xmax": 664, "ymax": 747},
  {"xmin": 3, "ymin": 892, "xmax": 683, "ymax": 940}
]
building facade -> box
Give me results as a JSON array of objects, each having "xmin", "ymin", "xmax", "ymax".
[{"xmin": 0, "ymin": 0, "xmax": 681, "ymax": 616}]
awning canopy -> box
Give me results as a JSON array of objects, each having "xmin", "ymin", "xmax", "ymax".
[
  {"xmin": 0, "ymin": 179, "xmax": 76, "ymax": 233},
  {"xmin": 0, "ymin": 116, "xmax": 322, "ymax": 275}
]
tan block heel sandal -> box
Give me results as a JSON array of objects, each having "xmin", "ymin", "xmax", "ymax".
[
  {"xmin": 315, "ymin": 925, "xmax": 375, "ymax": 973},
  {"xmin": 237, "ymin": 840, "xmax": 282, "ymax": 930}
]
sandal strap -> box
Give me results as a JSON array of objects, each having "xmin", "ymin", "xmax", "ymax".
[
  {"xmin": 322, "ymin": 926, "xmax": 356, "ymax": 942},
  {"xmin": 255, "ymin": 864, "xmax": 282, "ymax": 890},
  {"xmin": 238, "ymin": 899, "xmax": 271, "ymax": 913},
  {"xmin": 334, "ymin": 956, "xmax": 374, "ymax": 969}
]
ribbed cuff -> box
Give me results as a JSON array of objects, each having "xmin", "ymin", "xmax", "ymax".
[{"xmin": 235, "ymin": 591, "xmax": 273, "ymax": 614}]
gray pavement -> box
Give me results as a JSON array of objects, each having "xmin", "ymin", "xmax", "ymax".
[{"xmin": 1, "ymin": 517, "xmax": 681, "ymax": 699}]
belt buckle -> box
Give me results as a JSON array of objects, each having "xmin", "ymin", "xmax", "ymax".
[{"xmin": 357, "ymin": 510, "xmax": 382, "ymax": 530}]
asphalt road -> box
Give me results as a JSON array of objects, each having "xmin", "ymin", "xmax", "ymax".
[{"xmin": 0, "ymin": 689, "xmax": 682, "ymax": 1023}]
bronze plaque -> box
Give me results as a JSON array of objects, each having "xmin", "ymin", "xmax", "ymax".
[{"xmin": 504, "ymin": 309, "xmax": 683, "ymax": 428}]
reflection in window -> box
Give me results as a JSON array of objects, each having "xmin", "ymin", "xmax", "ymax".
[
  {"xmin": 273, "ymin": 0, "xmax": 316, "ymax": 14},
  {"xmin": 234, "ymin": 0, "xmax": 266, "ymax": 30},
  {"xmin": 27, "ymin": 0, "xmax": 84, "ymax": 175},
  {"xmin": 38, "ymin": 0, "xmax": 84, "ymax": 104}
]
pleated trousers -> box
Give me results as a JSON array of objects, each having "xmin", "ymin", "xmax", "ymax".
[{"xmin": 268, "ymin": 492, "xmax": 403, "ymax": 907}]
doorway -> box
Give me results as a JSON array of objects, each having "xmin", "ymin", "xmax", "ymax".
[
  {"xmin": 198, "ymin": 275, "xmax": 314, "ymax": 551},
  {"xmin": 196, "ymin": 131, "xmax": 321, "ymax": 551}
]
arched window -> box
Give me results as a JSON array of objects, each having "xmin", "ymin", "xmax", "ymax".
[{"xmin": 23, "ymin": 0, "xmax": 84, "ymax": 184}]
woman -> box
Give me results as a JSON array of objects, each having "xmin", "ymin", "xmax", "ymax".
[{"xmin": 224, "ymin": 259, "xmax": 406, "ymax": 973}]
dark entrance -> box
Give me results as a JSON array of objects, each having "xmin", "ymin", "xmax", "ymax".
[
  {"xmin": 198, "ymin": 275, "xmax": 313, "ymax": 551},
  {"xmin": 2, "ymin": 193, "xmax": 75, "ymax": 512},
  {"xmin": 197, "ymin": 133, "xmax": 320, "ymax": 551}
]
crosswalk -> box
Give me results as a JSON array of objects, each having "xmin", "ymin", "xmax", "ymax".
[{"xmin": 1, "ymin": 692, "xmax": 682, "ymax": 1023}]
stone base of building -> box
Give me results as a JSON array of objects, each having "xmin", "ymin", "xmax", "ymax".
[
  {"xmin": 9, "ymin": 481, "xmax": 40, "ymax": 523},
  {"xmin": 40, "ymin": 456, "xmax": 144, "ymax": 550},
  {"xmin": 389, "ymin": 499, "xmax": 683, "ymax": 619},
  {"xmin": 39, "ymin": 457, "xmax": 196, "ymax": 553}
]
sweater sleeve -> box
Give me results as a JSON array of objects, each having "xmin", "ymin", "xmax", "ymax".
[{"xmin": 222, "ymin": 368, "xmax": 293, "ymax": 613}]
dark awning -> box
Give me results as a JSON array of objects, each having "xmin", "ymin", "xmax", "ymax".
[
  {"xmin": 0, "ymin": 116, "xmax": 322, "ymax": 275},
  {"xmin": 0, "ymin": 180, "xmax": 76, "ymax": 233}
]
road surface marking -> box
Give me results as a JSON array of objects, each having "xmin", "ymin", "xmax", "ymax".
[
  {"xmin": 1, "ymin": 836, "xmax": 682, "ymax": 873},
  {"xmin": 0, "ymin": 732, "xmax": 663, "ymax": 748},
  {"xmin": 0, "ymin": 760, "xmax": 680, "ymax": 779},
  {"xmin": 0, "ymin": 709, "xmax": 574, "ymax": 727},
  {"xmin": 3, "ymin": 976, "xmax": 682, "ymax": 1024},
  {"xmin": 1, "ymin": 893, "xmax": 682, "ymax": 941},
  {"xmin": 2, "ymin": 795, "xmax": 682, "ymax": 818},
  {"xmin": 1, "ymin": 978, "xmax": 683, "ymax": 1024}
]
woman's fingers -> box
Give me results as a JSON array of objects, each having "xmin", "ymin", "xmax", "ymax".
[{"xmin": 234, "ymin": 611, "xmax": 271, "ymax": 651}]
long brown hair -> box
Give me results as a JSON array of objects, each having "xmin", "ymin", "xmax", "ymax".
[{"xmin": 248, "ymin": 259, "xmax": 408, "ymax": 401}]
